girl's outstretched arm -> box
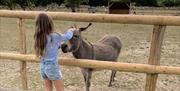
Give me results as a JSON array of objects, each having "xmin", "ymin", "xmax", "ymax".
[{"xmin": 61, "ymin": 28, "xmax": 74, "ymax": 42}]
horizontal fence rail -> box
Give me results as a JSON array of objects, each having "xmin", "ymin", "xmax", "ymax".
[
  {"xmin": 0, "ymin": 10, "xmax": 180, "ymax": 26},
  {"xmin": 1, "ymin": 52, "xmax": 180, "ymax": 75}
]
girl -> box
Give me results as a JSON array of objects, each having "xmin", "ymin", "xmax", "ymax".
[{"xmin": 34, "ymin": 13, "xmax": 74, "ymax": 91}]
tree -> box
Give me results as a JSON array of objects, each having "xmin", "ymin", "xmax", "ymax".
[
  {"xmin": 15, "ymin": 0, "xmax": 30, "ymax": 10},
  {"xmin": 89, "ymin": 0, "xmax": 109, "ymax": 7},
  {"xmin": 157, "ymin": 0, "xmax": 180, "ymax": 6},
  {"xmin": 0, "ymin": 0, "xmax": 16, "ymax": 10},
  {"xmin": 53, "ymin": 0, "xmax": 64, "ymax": 6},
  {"xmin": 31, "ymin": 0, "xmax": 64, "ymax": 7},
  {"xmin": 33, "ymin": 0, "xmax": 51, "ymax": 6},
  {"xmin": 176, "ymin": 0, "xmax": 180, "ymax": 6},
  {"xmin": 64, "ymin": 0, "xmax": 87, "ymax": 12},
  {"xmin": 131, "ymin": 0, "xmax": 158, "ymax": 6},
  {"xmin": 0, "ymin": 0, "xmax": 3, "ymax": 5}
]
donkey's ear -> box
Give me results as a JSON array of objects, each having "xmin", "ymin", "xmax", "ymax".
[
  {"xmin": 79, "ymin": 27, "xmax": 87, "ymax": 32},
  {"xmin": 79, "ymin": 23, "xmax": 92, "ymax": 32}
]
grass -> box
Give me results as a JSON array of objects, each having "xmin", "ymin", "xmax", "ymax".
[{"xmin": 0, "ymin": 17, "xmax": 180, "ymax": 91}]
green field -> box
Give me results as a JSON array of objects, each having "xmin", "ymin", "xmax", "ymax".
[{"xmin": 0, "ymin": 17, "xmax": 180, "ymax": 91}]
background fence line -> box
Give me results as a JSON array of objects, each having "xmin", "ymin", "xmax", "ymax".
[{"xmin": 130, "ymin": 6, "xmax": 180, "ymax": 16}]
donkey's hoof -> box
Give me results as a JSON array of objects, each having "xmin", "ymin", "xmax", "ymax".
[
  {"xmin": 112, "ymin": 79, "xmax": 116, "ymax": 82},
  {"xmin": 108, "ymin": 84, "xmax": 112, "ymax": 87}
]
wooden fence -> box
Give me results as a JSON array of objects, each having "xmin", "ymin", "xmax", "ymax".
[
  {"xmin": 0, "ymin": 10, "xmax": 180, "ymax": 91},
  {"xmin": 130, "ymin": 6, "xmax": 180, "ymax": 16}
]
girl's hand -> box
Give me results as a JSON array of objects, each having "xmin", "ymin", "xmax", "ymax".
[{"xmin": 68, "ymin": 28, "xmax": 76, "ymax": 32}]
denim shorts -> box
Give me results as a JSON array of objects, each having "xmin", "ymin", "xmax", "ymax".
[{"xmin": 40, "ymin": 61, "xmax": 62, "ymax": 80}]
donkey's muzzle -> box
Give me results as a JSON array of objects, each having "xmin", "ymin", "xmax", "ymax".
[{"xmin": 61, "ymin": 44, "xmax": 68, "ymax": 53}]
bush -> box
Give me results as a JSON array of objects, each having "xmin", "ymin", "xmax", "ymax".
[{"xmin": 0, "ymin": 0, "xmax": 16, "ymax": 10}]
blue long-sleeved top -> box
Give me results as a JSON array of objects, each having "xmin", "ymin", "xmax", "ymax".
[{"xmin": 41, "ymin": 30, "xmax": 73, "ymax": 63}]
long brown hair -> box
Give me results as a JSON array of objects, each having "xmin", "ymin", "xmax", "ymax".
[{"xmin": 34, "ymin": 13, "xmax": 54, "ymax": 57}]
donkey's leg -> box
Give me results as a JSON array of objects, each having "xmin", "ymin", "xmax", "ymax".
[
  {"xmin": 108, "ymin": 70, "xmax": 116, "ymax": 87},
  {"xmin": 81, "ymin": 69, "xmax": 92, "ymax": 91},
  {"xmin": 86, "ymin": 69, "xmax": 92, "ymax": 91},
  {"xmin": 81, "ymin": 69, "xmax": 87, "ymax": 83},
  {"xmin": 112, "ymin": 71, "xmax": 117, "ymax": 82}
]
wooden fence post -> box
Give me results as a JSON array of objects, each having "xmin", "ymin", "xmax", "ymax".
[
  {"xmin": 145, "ymin": 25, "xmax": 166, "ymax": 91},
  {"xmin": 18, "ymin": 18, "xmax": 28, "ymax": 90}
]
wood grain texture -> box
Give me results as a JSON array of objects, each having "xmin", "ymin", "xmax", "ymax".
[
  {"xmin": 1, "ymin": 52, "xmax": 180, "ymax": 75},
  {"xmin": 145, "ymin": 25, "xmax": 166, "ymax": 91},
  {"xmin": 0, "ymin": 10, "xmax": 180, "ymax": 26},
  {"xmin": 18, "ymin": 18, "xmax": 28, "ymax": 90}
]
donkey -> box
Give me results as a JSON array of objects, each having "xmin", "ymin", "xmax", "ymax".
[{"xmin": 61, "ymin": 23, "xmax": 122, "ymax": 91}]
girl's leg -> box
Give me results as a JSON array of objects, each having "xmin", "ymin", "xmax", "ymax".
[
  {"xmin": 53, "ymin": 79, "xmax": 64, "ymax": 91},
  {"xmin": 44, "ymin": 79, "xmax": 53, "ymax": 91}
]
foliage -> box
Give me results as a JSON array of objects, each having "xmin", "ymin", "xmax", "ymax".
[
  {"xmin": 32, "ymin": 0, "xmax": 52, "ymax": 6},
  {"xmin": 64, "ymin": 0, "xmax": 86, "ymax": 7},
  {"xmin": 0, "ymin": 0, "xmax": 64, "ymax": 10},
  {"xmin": 53, "ymin": 0, "xmax": 64, "ymax": 6},
  {"xmin": 89, "ymin": 0, "xmax": 109, "ymax": 6},
  {"xmin": 64, "ymin": 0, "xmax": 87, "ymax": 12},
  {"xmin": 0, "ymin": 0, "xmax": 17, "ymax": 9},
  {"xmin": 15, "ymin": 0, "xmax": 29, "ymax": 10},
  {"xmin": 157, "ymin": 0, "xmax": 180, "ymax": 6},
  {"xmin": 0, "ymin": 0, "xmax": 3, "ymax": 5},
  {"xmin": 131, "ymin": 0, "xmax": 180, "ymax": 6},
  {"xmin": 0, "ymin": 0, "xmax": 180, "ymax": 10},
  {"xmin": 21, "ymin": 0, "xmax": 64, "ymax": 7},
  {"xmin": 131, "ymin": 0, "xmax": 158, "ymax": 6}
]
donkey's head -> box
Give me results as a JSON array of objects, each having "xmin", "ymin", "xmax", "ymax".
[{"xmin": 61, "ymin": 23, "xmax": 92, "ymax": 53}]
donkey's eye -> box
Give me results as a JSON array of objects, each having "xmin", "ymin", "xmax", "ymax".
[{"xmin": 73, "ymin": 35, "xmax": 79, "ymax": 38}]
